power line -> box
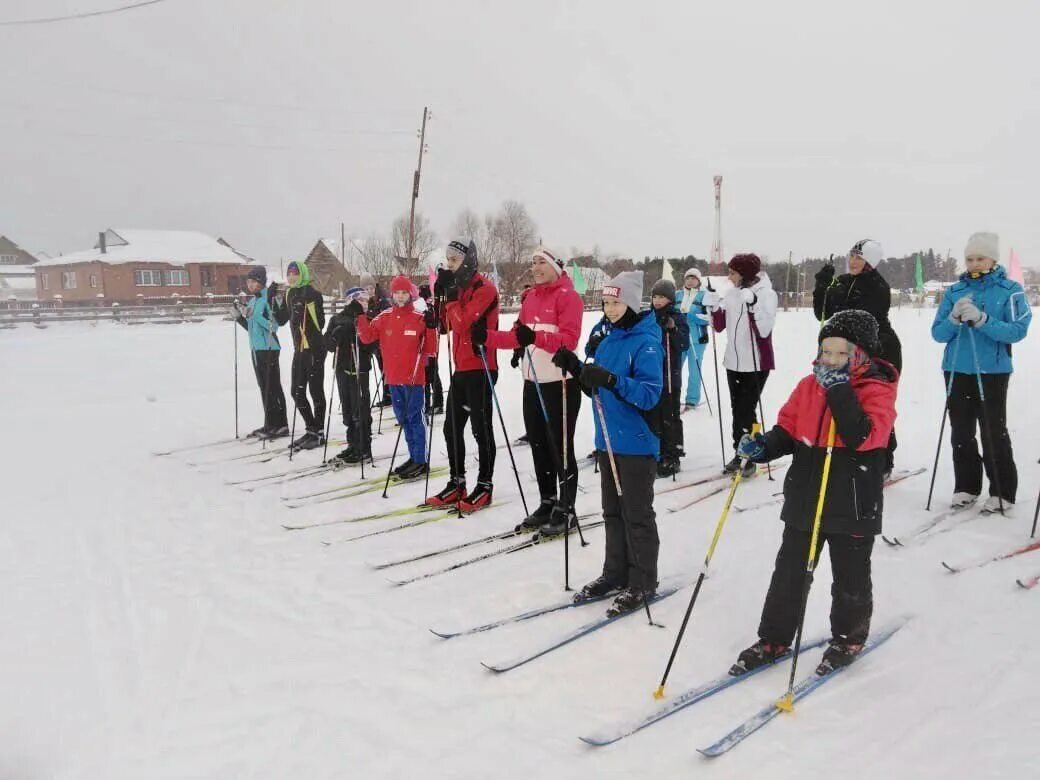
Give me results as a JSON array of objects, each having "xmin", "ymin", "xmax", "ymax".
[{"xmin": 0, "ymin": 0, "xmax": 169, "ymax": 26}]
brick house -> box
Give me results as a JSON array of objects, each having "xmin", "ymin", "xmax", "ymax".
[
  {"xmin": 0, "ymin": 235, "xmax": 40, "ymax": 300},
  {"xmin": 33, "ymin": 229, "xmax": 257, "ymax": 303}
]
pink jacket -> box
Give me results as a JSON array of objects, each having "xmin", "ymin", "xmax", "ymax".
[{"xmin": 486, "ymin": 273, "xmax": 583, "ymax": 383}]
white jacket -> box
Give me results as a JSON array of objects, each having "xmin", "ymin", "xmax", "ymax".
[{"xmin": 715, "ymin": 274, "xmax": 778, "ymax": 372}]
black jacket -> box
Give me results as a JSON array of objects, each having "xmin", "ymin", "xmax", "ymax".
[
  {"xmin": 813, "ymin": 268, "xmax": 901, "ymax": 370},
  {"xmin": 274, "ymin": 285, "xmax": 325, "ymax": 353},
  {"xmin": 325, "ymin": 305, "xmax": 373, "ymax": 372},
  {"xmin": 654, "ymin": 303, "xmax": 691, "ymax": 378}
]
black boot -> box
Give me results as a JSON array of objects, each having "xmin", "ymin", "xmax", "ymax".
[
  {"xmin": 606, "ymin": 586, "xmax": 656, "ymax": 618},
  {"xmin": 573, "ymin": 575, "xmax": 625, "ymax": 604},
  {"xmin": 393, "ymin": 458, "xmax": 415, "ymax": 476},
  {"xmin": 538, "ymin": 506, "xmax": 577, "ymax": 537},
  {"xmin": 656, "ymin": 458, "xmax": 679, "ymax": 479},
  {"xmin": 396, "ymin": 460, "xmax": 428, "ymax": 480},
  {"xmin": 517, "ymin": 499, "xmax": 554, "ymax": 531},
  {"xmin": 729, "ymin": 640, "xmax": 790, "ymax": 676},
  {"xmin": 723, "ymin": 455, "xmax": 741, "ymax": 474},
  {"xmin": 815, "ymin": 641, "xmax": 864, "ymax": 676}
]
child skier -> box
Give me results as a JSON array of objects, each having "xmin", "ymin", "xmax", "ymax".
[
  {"xmin": 930, "ymin": 231, "xmax": 1032, "ymax": 514},
  {"xmin": 273, "ymin": 260, "xmax": 327, "ymax": 451},
  {"xmin": 553, "ymin": 271, "xmax": 663, "ymax": 617},
  {"xmin": 676, "ymin": 268, "xmax": 711, "ymax": 409},
  {"xmin": 233, "ymin": 266, "xmax": 289, "ymax": 438},
  {"xmin": 324, "ymin": 287, "xmax": 374, "ymax": 466},
  {"xmin": 649, "ymin": 278, "xmax": 690, "ymax": 478},
  {"xmin": 356, "ymin": 275, "xmax": 437, "ymax": 480},
  {"xmin": 702, "ymin": 253, "xmax": 778, "ymax": 476},
  {"xmin": 729, "ymin": 309, "xmax": 897, "ymax": 676}
]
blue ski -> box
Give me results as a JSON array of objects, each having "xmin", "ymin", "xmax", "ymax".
[
  {"xmin": 698, "ymin": 617, "xmax": 910, "ymax": 758},
  {"xmin": 578, "ymin": 635, "xmax": 830, "ymax": 747}
]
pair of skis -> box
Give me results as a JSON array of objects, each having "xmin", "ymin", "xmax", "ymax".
[
  {"xmin": 282, "ymin": 465, "xmax": 448, "ymax": 509},
  {"xmin": 942, "ymin": 538, "xmax": 1040, "ymax": 573}
]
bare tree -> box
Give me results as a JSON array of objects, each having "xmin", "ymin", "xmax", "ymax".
[
  {"xmin": 391, "ymin": 211, "xmax": 438, "ymax": 277},
  {"xmin": 354, "ymin": 233, "xmax": 396, "ymax": 280},
  {"xmin": 493, "ymin": 199, "xmax": 538, "ymax": 266},
  {"xmin": 496, "ymin": 260, "xmax": 532, "ymax": 298},
  {"xmin": 449, "ymin": 208, "xmax": 504, "ymax": 270}
]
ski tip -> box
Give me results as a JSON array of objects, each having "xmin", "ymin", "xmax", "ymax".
[
  {"xmin": 941, "ymin": 561, "xmax": 959, "ymax": 573},
  {"xmin": 428, "ymin": 628, "xmax": 455, "ymax": 640},
  {"xmin": 386, "ymin": 578, "xmax": 407, "ymax": 587},
  {"xmin": 480, "ymin": 662, "xmax": 506, "ymax": 674},
  {"xmin": 697, "ymin": 747, "xmax": 723, "ymax": 759},
  {"xmin": 577, "ymin": 736, "xmax": 607, "ymax": 748},
  {"xmin": 320, "ymin": 540, "xmax": 333, "ymax": 547}
]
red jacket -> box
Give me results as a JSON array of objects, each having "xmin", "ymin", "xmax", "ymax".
[
  {"xmin": 443, "ymin": 273, "xmax": 499, "ymax": 373},
  {"xmin": 486, "ymin": 273, "xmax": 582, "ymax": 383},
  {"xmin": 356, "ymin": 303, "xmax": 436, "ymax": 386}
]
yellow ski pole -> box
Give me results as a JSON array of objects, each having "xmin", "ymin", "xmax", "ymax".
[
  {"xmin": 653, "ymin": 423, "xmax": 761, "ymax": 699},
  {"xmin": 776, "ymin": 418, "xmax": 837, "ymax": 712}
]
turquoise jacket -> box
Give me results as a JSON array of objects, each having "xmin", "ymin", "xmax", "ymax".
[
  {"xmin": 676, "ymin": 288, "xmax": 710, "ymax": 347},
  {"xmin": 931, "ymin": 265, "xmax": 1031, "ymax": 374},
  {"xmin": 237, "ymin": 287, "xmax": 281, "ymax": 352}
]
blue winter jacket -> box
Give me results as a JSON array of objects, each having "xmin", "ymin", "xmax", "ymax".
[
  {"xmin": 675, "ymin": 288, "xmax": 710, "ymax": 347},
  {"xmin": 237, "ymin": 287, "xmax": 281, "ymax": 353},
  {"xmin": 931, "ymin": 266, "xmax": 1031, "ymax": 374},
  {"xmin": 589, "ymin": 311, "xmax": 664, "ymax": 458}
]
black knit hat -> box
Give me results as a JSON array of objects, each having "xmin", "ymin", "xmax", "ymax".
[
  {"xmin": 247, "ymin": 266, "xmax": 267, "ymax": 285},
  {"xmin": 651, "ymin": 278, "xmax": 676, "ymax": 302},
  {"xmin": 819, "ymin": 309, "xmax": 880, "ymax": 355}
]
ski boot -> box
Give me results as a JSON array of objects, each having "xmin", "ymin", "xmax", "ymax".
[
  {"xmin": 606, "ymin": 586, "xmax": 656, "ymax": 618},
  {"xmin": 264, "ymin": 425, "xmax": 291, "ymax": 440},
  {"xmin": 538, "ymin": 506, "xmax": 577, "ymax": 537},
  {"xmin": 981, "ymin": 496, "xmax": 1014, "ymax": 515},
  {"xmin": 396, "ymin": 460, "xmax": 428, "ymax": 480},
  {"xmin": 739, "ymin": 460, "xmax": 757, "ymax": 479},
  {"xmin": 517, "ymin": 499, "xmax": 554, "ymax": 533},
  {"xmin": 656, "ymin": 458, "xmax": 680, "ymax": 479},
  {"xmin": 723, "ymin": 455, "xmax": 741, "ymax": 474},
  {"xmin": 249, "ymin": 426, "xmax": 268, "ymax": 438},
  {"xmin": 392, "ymin": 458, "xmax": 415, "ymax": 477},
  {"xmin": 572, "ymin": 575, "xmax": 624, "ymax": 605},
  {"xmin": 729, "ymin": 640, "xmax": 790, "ymax": 676},
  {"xmin": 458, "ymin": 481, "xmax": 493, "ymax": 513},
  {"xmin": 951, "ymin": 492, "xmax": 979, "ymax": 509},
  {"xmin": 425, "ymin": 478, "xmax": 466, "ymax": 507},
  {"xmin": 816, "ymin": 641, "xmax": 864, "ymax": 676}
]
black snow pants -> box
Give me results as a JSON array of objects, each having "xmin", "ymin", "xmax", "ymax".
[
  {"xmin": 522, "ymin": 378, "xmax": 581, "ymax": 508},
  {"xmin": 946, "ymin": 371, "xmax": 1017, "ymax": 502},
  {"xmin": 290, "ymin": 349, "xmax": 326, "ymax": 432},
  {"xmin": 425, "ymin": 356, "xmax": 444, "ymax": 410},
  {"xmin": 598, "ymin": 452, "xmax": 658, "ymax": 592},
  {"xmin": 336, "ymin": 368, "xmax": 372, "ymax": 455},
  {"xmin": 727, "ymin": 369, "xmax": 770, "ymax": 450},
  {"xmin": 252, "ymin": 349, "xmax": 288, "ymax": 431},
  {"xmin": 443, "ymin": 369, "xmax": 496, "ymax": 485}
]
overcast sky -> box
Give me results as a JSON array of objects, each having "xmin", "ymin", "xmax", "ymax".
[{"xmin": 2, "ymin": 0, "xmax": 1037, "ymax": 268}]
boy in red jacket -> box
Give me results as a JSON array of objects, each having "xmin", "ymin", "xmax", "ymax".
[
  {"xmin": 357, "ymin": 275, "xmax": 437, "ymax": 480},
  {"xmin": 729, "ymin": 310, "xmax": 898, "ymax": 676}
]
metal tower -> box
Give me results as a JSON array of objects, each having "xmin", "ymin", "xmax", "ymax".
[{"xmin": 711, "ymin": 175, "xmax": 723, "ymax": 271}]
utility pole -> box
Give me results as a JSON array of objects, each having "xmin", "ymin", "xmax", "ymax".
[
  {"xmin": 341, "ymin": 223, "xmax": 346, "ymax": 268},
  {"xmin": 710, "ymin": 175, "xmax": 723, "ymax": 274},
  {"xmin": 407, "ymin": 106, "xmax": 430, "ymax": 271}
]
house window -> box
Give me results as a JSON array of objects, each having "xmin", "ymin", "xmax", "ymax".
[
  {"xmin": 89, "ymin": 274, "xmax": 98, "ymax": 289},
  {"xmin": 134, "ymin": 269, "xmax": 163, "ymax": 286},
  {"xmin": 41, "ymin": 274, "xmax": 49, "ymax": 291},
  {"xmin": 0, "ymin": 254, "xmax": 17, "ymax": 265},
  {"xmin": 200, "ymin": 266, "xmax": 214, "ymax": 287},
  {"xmin": 165, "ymin": 269, "xmax": 190, "ymax": 286},
  {"xmin": 61, "ymin": 271, "xmax": 78, "ymax": 289}
]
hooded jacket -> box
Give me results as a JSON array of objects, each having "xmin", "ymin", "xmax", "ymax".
[
  {"xmin": 273, "ymin": 262, "xmax": 325, "ymax": 353},
  {"xmin": 236, "ymin": 285, "xmax": 281, "ymax": 352},
  {"xmin": 930, "ymin": 265, "xmax": 1031, "ymax": 374},
  {"xmin": 356, "ymin": 301, "xmax": 436, "ymax": 386},
  {"xmin": 442, "ymin": 272, "xmax": 499, "ymax": 373},
  {"xmin": 324, "ymin": 303, "xmax": 374, "ymax": 372},
  {"xmin": 589, "ymin": 310, "xmax": 663, "ymax": 458},
  {"xmin": 711, "ymin": 273, "xmax": 778, "ymax": 372},
  {"xmin": 485, "ymin": 272, "xmax": 583, "ymax": 383}
]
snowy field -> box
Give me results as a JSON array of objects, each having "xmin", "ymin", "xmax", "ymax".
[{"xmin": 2, "ymin": 307, "xmax": 1038, "ymax": 779}]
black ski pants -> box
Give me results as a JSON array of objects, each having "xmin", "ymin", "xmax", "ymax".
[
  {"xmin": 374, "ymin": 346, "xmax": 391, "ymax": 405},
  {"xmin": 727, "ymin": 369, "xmax": 770, "ymax": 450},
  {"xmin": 946, "ymin": 371, "xmax": 1017, "ymax": 502},
  {"xmin": 444, "ymin": 369, "xmax": 496, "ymax": 485},
  {"xmin": 599, "ymin": 452, "xmax": 658, "ymax": 592},
  {"xmin": 425, "ymin": 356, "xmax": 444, "ymax": 410},
  {"xmin": 522, "ymin": 378, "xmax": 581, "ymax": 508},
  {"xmin": 658, "ymin": 367, "xmax": 684, "ymax": 462},
  {"xmin": 252, "ymin": 349, "xmax": 288, "ymax": 431},
  {"xmin": 759, "ymin": 524, "xmax": 874, "ymax": 646},
  {"xmin": 290, "ymin": 350, "xmax": 326, "ymax": 432},
  {"xmin": 335, "ymin": 368, "xmax": 372, "ymax": 454}
]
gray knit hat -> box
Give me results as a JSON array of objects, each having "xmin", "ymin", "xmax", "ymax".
[
  {"xmin": 651, "ymin": 278, "xmax": 676, "ymax": 302},
  {"xmin": 602, "ymin": 271, "xmax": 644, "ymax": 313}
]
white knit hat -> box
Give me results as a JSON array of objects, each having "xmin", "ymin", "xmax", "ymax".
[
  {"xmin": 684, "ymin": 267, "xmax": 702, "ymax": 281},
  {"xmin": 601, "ymin": 271, "xmax": 644, "ymax": 313},
  {"xmin": 849, "ymin": 239, "xmax": 884, "ymax": 267},
  {"xmin": 533, "ymin": 247, "xmax": 565, "ymax": 276},
  {"xmin": 964, "ymin": 231, "xmax": 1000, "ymax": 262}
]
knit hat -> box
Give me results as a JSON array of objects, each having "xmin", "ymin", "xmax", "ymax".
[
  {"xmin": 728, "ymin": 253, "xmax": 761, "ymax": 282},
  {"xmin": 246, "ymin": 266, "xmax": 267, "ymax": 285},
  {"xmin": 286, "ymin": 260, "xmax": 311, "ymax": 288},
  {"xmin": 601, "ymin": 271, "xmax": 644, "ymax": 313},
  {"xmin": 684, "ymin": 267, "xmax": 702, "ymax": 282},
  {"xmin": 446, "ymin": 240, "xmax": 469, "ymax": 261},
  {"xmin": 390, "ymin": 274, "xmax": 414, "ymax": 296},
  {"xmin": 819, "ymin": 309, "xmax": 880, "ymax": 355},
  {"xmin": 344, "ymin": 286, "xmax": 365, "ymax": 303},
  {"xmin": 533, "ymin": 247, "xmax": 565, "ymax": 276},
  {"xmin": 964, "ymin": 231, "xmax": 1000, "ymax": 262},
  {"xmin": 650, "ymin": 278, "xmax": 676, "ymax": 302},
  {"xmin": 849, "ymin": 239, "xmax": 884, "ymax": 268}
]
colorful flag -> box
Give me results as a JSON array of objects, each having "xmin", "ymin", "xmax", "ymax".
[
  {"xmin": 914, "ymin": 253, "xmax": 924, "ymax": 293},
  {"xmin": 1008, "ymin": 248, "xmax": 1025, "ymax": 285},
  {"xmin": 570, "ymin": 261, "xmax": 588, "ymax": 294}
]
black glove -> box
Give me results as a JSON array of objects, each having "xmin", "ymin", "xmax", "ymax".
[
  {"xmin": 268, "ymin": 281, "xmax": 279, "ymax": 297},
  {"xmin": 424, "ymin": 308, "xmax": 439, "ymax": 329},
  {"xmin": 815, "ymin": 264, "xmax": 835, "ymax": 286},
  {"xmin": 662, "ymin": 316, "xmax": 676, "ymax": 331},
  {"xmin": 345, "ymin": 300, "xmax": 364, "ymax": 317},
  {"xmin": 586, "ymin": 329, "xmax": 606, "ymax": 358},
  {"xmin": 470, "ymin": 318, "xmax": 488, "ymax": 347},
  {"xmin": 510, "ymin": 348, "xmax": 523, "ymax": 369},
  {"xmin": 578, "ymin": 363, "xmax": 616, "ymax": 391},
  {"xmin": 516, "ymin": 322, "xmax": 536, "ymax": 347},
  {"xmin": 552, "ymin": 347, "xmax": 583, "ymax": 377},
  {"xmin": 433, "ymin": 267, "xmax": 455, "ymax": 298}
]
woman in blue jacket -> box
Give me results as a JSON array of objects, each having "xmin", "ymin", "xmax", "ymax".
[
  {"xmin": 553, "ymin": 271, "xmax": 664, "ymax": 617},
  {"xmin": 233, "ymin": 266, "xmax": 289, "ymax": 438},
  {"xmin": 931, "ymin": 232, "xmax": 1031, "ymax": 514},
  {"xmin": 675, "ymin": 267, "xmax": 711, "ymax": 408}
]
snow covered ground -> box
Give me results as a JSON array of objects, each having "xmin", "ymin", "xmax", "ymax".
[{"xmin": 1, "ymin": 307, "xmax": 1038, "ymax": 778}]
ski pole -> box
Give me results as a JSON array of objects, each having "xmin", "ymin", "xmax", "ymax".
[
  {"xmin": 424, "ymin": 357, "xmax": 437, "ymax": 499},
  {"xmin": 705, "ymin": 277, "xmax": 726, "ymax": 468},
  {"xmin": 1031, "ymin": 473, "xmax": 1039, "ymax": 538},
  {"xmin": 375, "ymin": 354, "xmax": 386, "ymax": 436},
  {"xmin": 321, "ymin": 347, "xmax": 338, "ymax": 463},
  {"xmin": 967, "ymin": 326, "xmax": 1006, "ymax": 515},
  {"xmin": 654, "ymin": 422, "xmax": 761, "ymax": 699},
  {"xmin": 692, "ymin": 350, "xmax": 713, "ymax": 416},
  {"xmin": 354, "ymin": 339, "xmax": 366, "ymax": 480},
  {"xmin": 593, "ymin": 394, "xmax": 660, "ymax": 627},
  {"xmin": 287, "ymin": 391, "xmax": 299, "ymax": 462},
  {"xmin": 665, "ymin": 334, "xmax": 676, "ymax": 482},
  {"xmin": 746, "ymin": 302, "xmax": 772, "ymax": 481},
  {"xmin": 926, "ymin": 327, "xmax": 963, "ymax": 510},
  {"xmin": 776, "ymin": 419, "xmax": 837, "ymax": 713},
  {"xmin": 233, "ymin": 317, "xmax": 240, "ymax": 438},
  {"xmin": 478, "ymin": 345, "xmax": 529, "ymax": 517},
  {"xmin": 382, "ymin": 348, "xmax": 425, "ymax": 498}
]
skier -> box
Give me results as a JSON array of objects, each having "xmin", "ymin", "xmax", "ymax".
[
  {"xmin": 271, "ymin": 260, "xmax": 327, "ymax": 451},
  {"xmin": 675, "ymin": 268, "xmax": 711, "ymax": 409},
  {"xmin": 231, "ymin": 266, "xmax": 289, "ymax": 438},
  {"xmin": 418, "ymin": 283, "xmax": 444, "ymax": 414},
  {"xmin": 425, "ymin": 240, "xmax": 500, "ymax": 513},
  {"xmin": 649, "ymin": 278, "xmax": 690, "ymax": 478},
  {"xmin": 930, "ymin": 232, "xmax": 1032, "ymax": 514},
  {"xmin": 324, "ymin": 287, "xmax": 374, "ymax": 465},
  {"xmin": 355, "ymin": 275, "xmax": 437, "ymax": 480},
  {"xmin": 814, "ymin": 239, "xmax": 902, "ymax": 476},
  {"xmin": 553, "ymin": 271, "xmax": 663, "ymax": 616},
  {"xmin": 478, "ymin": 247, "xmax": 583, "ymax": 534},
  {"xmin": 730, "ymin": 309, "xmax": 898, "ymax": 676},
  {"xmin": 702, "ymin": 253, "xmax": 778, "ymax": 476}
]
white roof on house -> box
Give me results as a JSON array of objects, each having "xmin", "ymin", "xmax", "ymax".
[
  {"xmin": 34, "ymin": 229, "xmax": 253, "ymax": 268},
  {"xmin": 0, "ymin": 265, "xmax": 36, "ymax": 276}
]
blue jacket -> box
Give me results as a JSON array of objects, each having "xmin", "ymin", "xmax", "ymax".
[
  {"xmin": 675, "ymin": 288, "xmax": 710, "ymax": 347},
  {"xmin": 931, "ymin": 266, "xmax": 1031, "ymax": 374},
  {"xmin": 589, "ymin": 311, "xmax": 664, "ymax": 458},
  {"xmin": 237, "ymin": 287, "xmax": 281, "ymax": 353}
]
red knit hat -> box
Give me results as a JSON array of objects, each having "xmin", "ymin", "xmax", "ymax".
[
  {"xmin": 728, "ymin": 253, "xmax": 761, "ymax": 282},
  {"xmin": 390, "ymin": 275, "xmax": 414, "ymax": 295}
]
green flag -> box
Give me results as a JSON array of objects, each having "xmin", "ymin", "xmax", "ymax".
[
  {"xmin": 571, "ymin": 260, "xmax": 588, "ymax": 294},
  {"xmin": 914, "ymin": 253, "xmax": 924, "ymax": 293}
]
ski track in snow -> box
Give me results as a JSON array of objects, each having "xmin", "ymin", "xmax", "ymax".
[{"xmin": 0, "ymin": 308, "xmax": 1037, "ymax": 778}]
